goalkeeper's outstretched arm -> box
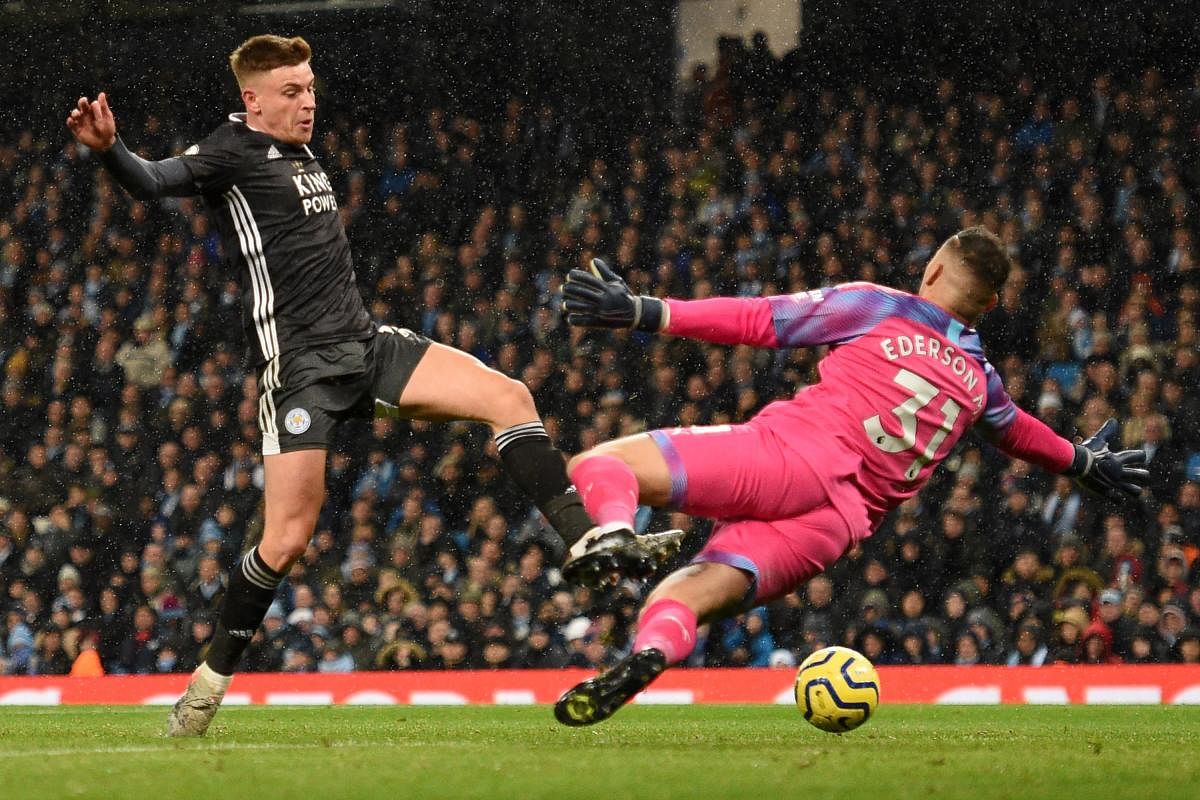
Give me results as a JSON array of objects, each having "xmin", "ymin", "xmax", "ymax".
[
  {"xmin": 982, "ymin": 411, "xmax": 1149, "ymax": 504},
  {"xmin": 563, "ymin": 260, "xmax": 886, "ymax": 349}
]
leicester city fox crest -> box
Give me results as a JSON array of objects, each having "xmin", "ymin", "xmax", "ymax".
[{"xmin": 284, "ymin": 408, "xmax": 312, "ymax": 435}]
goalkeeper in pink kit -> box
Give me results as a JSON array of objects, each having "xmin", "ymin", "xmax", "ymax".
[{"xmin": 554, "ymin": 227, "xmax": 1149, "ymax": 726}]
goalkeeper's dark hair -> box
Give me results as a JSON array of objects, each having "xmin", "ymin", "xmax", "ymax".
[
  {"xmin": 229, "ymin": 34, "xmax": 312, "ymax": 87},
  {"xmin": 945, "ymin": 226, "xmax": 1011, "ymax": 295}
]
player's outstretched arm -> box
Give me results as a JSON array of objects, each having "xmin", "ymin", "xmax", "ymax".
[
  {"xmin": 66, "ymin": 92, "xmax": 195, "ymax": 200},
  {"xmin": 1062, "ymin": 417, "xmax": 1150, "ymax": 503},
  {"xmin": 563, "ymin": 259, "xmax": 781, "ymax": 347},
  {"xmin": 982, "ymin": 406, "xmax": 1149, "ymax": 504}
]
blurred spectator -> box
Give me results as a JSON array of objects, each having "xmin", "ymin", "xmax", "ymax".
[
  {"xmin": 515, "ymin": 622, "xmax": 569, "ymax": 668},
  {"xmin": 69, "ymin": 631, "xmax": 105, "ymax": 676},
  {"xmin": 3, "ymin": 610, "xmax": 34, "ymax": 674},
  {"xmin": 30, "ymin": 627, "xmax": 72, "ymax": 675},
  {"xmin": 1048, "ymin": 606, "xmax": 1089, "ymax": 663},
  {"xmin": 1172, "ymin": 627, "xmax": 1200, "ymax": 664},
  {"xmin": 115, "ymin": 316, "xmax": 171, "ymax": 390},
  {"xmin": 1005, "ymin": 619, "xmax": 1049, "ymax": 666},
  {"xmin": 118, "ymin": 605, "xmax": 164, "ymax": 675},
  {"xmin": 1097, "ymin": 588, "xmax": 1137, "ymax": 658},
  {"xmin": 1081, "ymin": 620, "xmax": 1122, "ymax": 664}
]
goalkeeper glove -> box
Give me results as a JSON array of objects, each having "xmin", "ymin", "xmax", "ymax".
[
  {"xmin": 562, "ymin": 258, "xmax": 665, "ymax": 332},
  {"xmin": 1064, "ymin": 418, "xmax": 1150, "ymax": 503}
]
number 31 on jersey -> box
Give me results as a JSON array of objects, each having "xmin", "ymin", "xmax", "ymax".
[{"xmin": 863, "ymin": 368, "xmax": 962, "ymax": 481}]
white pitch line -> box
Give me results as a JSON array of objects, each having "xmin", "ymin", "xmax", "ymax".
[
  {"xmin": 1, "ymin": 740, "xmax": 403, "ymax": 758},
  {"xmin": 0, "ymin": 706, "xmax": 321, "ymax": 717},
  {"xmin": 0, "ymin": 707, "xmax": 158, "ymax": 716}
]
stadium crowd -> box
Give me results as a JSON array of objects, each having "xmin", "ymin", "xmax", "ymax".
[{"xmin": 1, "ymin": 34, "xmax": 1200, "ymax": 677}]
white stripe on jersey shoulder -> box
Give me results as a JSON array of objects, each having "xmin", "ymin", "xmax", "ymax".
[
  {"xmin": 229, "ymin": 112, "xmax": 247, "ymax": 124},
  {"xmin": 303, "ymin": 145, "xmax": 314, "ymax": 159},
  {"xmin": 223, "ymin": 185, "xmax": 280, "ymax": 360}
]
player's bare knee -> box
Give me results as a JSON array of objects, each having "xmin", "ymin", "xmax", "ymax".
[
  {"xmin": 643, "ymin": 562, "xmax": 749, "ymax": 622},
  {"xmin": 567, "ymin": 449, "xmax": 600, "ymax": 474},
  {"xmin": 262, "ymin": 516, "xmax": 317, "ymax": 565},
  {"xmin": 568, "ymin": 440, "xmax": 634, "ymax": 473},
  {"xmin": 274, "ymin": 532, "xmax": 309, "ymax": 565},
  {"xmin": 642, "ymin": 564, "xmax": 707, "ymax": 609},
  {"xmin": 487, "ymin": 374, "xmax": 537, "ymax": 428}
]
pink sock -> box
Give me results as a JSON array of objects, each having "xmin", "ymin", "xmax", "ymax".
[
  {"xmin": 633, "ymin": 599, "xmax": 698, "ymax": 665},
  {"xmin": 570, "ymin": 454, "xmax": 639, "ymax": 530}
]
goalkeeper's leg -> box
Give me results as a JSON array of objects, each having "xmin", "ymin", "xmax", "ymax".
[
  {"xmin": 562, "ymin": 434, "xmax": 684, "ymax": 588},
  {"xmin": 555, "ymin": 561, "xmax": 750, "ymax": 726},
  {"xmin": 556, "ymin": 506, "xmax": 853, "ymax": 726},
  {"xmin": 563, "ymin": 421, "xmax": 833, "ymax": 587}
]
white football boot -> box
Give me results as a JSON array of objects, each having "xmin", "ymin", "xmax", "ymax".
[{"xmin": 165, "ymin": 663, "xmax": 232, "ymax": 737}]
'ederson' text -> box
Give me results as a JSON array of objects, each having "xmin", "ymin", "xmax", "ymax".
[{"xmin": 879, "ymin": 334, "xmax": 980, "ymax": 394}]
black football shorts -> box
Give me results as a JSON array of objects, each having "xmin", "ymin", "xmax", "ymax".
[{"xmin": 257, "ymin": 325, "xmax": 432, "ymax": 455}]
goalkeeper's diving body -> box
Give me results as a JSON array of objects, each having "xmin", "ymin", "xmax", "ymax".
[{"xmin": 554, "ymin": 226, "xmax": 1150, "ymax": 726}]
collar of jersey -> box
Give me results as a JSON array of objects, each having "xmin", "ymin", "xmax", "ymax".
[
  {"xmin": 228, "ymin": 112, "xmax": 277, "ymax": 140},
  {"xmin": 227, "ymin": 112, "xmax": 308, "ymax": 157},
  {"xmin": 904, "ymin": 289, "xmax": 973, "ymax": 344}
]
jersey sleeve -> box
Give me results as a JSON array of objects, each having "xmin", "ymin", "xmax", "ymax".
[
  {"xmin": 662, "ymin": 296, "xmax": 778, "ymax": 346},
  {"xmin": 973, "ymin": 363, "xmax": 1075, "ymax": 472},
  {"xmin": 765, "ymin": 284, "xmax": 902, "ymax": 347},
  {"xmin": 663, "ymin": 283, "xmax": 900, "ymax": 348},
  {"xmin": 975, "ymin": 361, "xmax": 1018, "ymax": 432},
  {"xmin": 98, "ymin": 137, "xmax": 197, "ymax": 200},
  {"xmin": 177, "ymin": 128, "xmax": 248, "ymax": 195}
]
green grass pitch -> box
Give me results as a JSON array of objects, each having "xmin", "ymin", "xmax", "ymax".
[{"xmin": 2, "ymin": 705, "xmax": 1197, "ymax": 800}]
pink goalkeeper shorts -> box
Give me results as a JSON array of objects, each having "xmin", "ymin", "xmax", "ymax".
[{"xmin": 648, "ymin": 422, "xmax": 870, "ymax": 605}]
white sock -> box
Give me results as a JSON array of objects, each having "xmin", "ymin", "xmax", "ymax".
[{"xmin": 194, "ymin": 662, "xmax": 233, "ymax": 695}]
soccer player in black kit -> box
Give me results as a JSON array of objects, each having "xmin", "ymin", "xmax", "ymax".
[{"xmin": 67, "ymin": 34, "xmax": 680, "ymax": 735}]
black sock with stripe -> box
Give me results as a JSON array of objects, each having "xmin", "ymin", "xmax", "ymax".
[
  {"xmin": 206, "ymin": 546, "xmax": 285, "ymax": 676},
  {"xmin": 495, "ymin": 421, "xmax": 595, "ymax": 548}
]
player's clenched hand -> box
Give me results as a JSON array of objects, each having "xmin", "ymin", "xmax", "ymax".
[
  {"xmin": 1064, "ymin": 417, "xmax": 1150, "ymax": 503},
  {"xmin": 66, "ymin": 92, "xmax": 118, "ymax": 152},
  {"xmin": 563, "ymin": 258, "xmax": 665, "ymax": 332}
]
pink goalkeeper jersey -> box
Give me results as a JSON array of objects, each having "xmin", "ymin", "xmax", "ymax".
[{"xmin": 665, "ymin": 282, "xmax": 1074, "ymax": 527}]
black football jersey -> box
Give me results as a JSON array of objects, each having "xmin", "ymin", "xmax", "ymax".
[{"xmin": 179, "ymin": 113, "xmax": 372, "ymax": 365}]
